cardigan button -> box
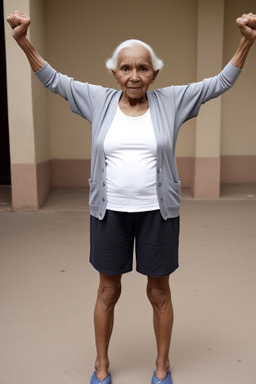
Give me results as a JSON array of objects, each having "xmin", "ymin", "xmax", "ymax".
[
  {"xmin": 102, "ymin": 197, "xmax": 105, "ymax": 202},
  {"xmin": 158, "ymin": 182, "xmax": 162, "ymax": 187}
]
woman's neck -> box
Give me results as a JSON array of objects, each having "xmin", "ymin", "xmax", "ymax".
[{"xmin": 119, "ymin": 95, "xmax": 149, "ymax": 117}]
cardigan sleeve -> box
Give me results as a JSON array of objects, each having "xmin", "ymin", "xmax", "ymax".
[
  {"xmin": 173, "ymin": 62, "xmax": 241, "ymax": 127},
  {"xmin": 34, "ymin": 62, "xmax": 108, "ymax": 123}
]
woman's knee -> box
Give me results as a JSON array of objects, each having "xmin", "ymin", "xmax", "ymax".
[
  {"xmin": 147, "ymin": 277, "xmax": 171, "ymax": 312},
  {"xmin": 98, "ymin": 274, "xmax": 122, "ymax": 309}
]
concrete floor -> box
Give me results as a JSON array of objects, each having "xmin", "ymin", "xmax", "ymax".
[{"xmin": 0, "ymin": 187, "xmax": 256, "ymax": 384}]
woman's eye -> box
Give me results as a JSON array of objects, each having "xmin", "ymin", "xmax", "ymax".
[
  {"xmin": 122, "ymin": 66, "xmax": 129, "ymax": 72},
  {"xmin": 140, "ymin": 67, "xmax": 148, "ymax": 72}
]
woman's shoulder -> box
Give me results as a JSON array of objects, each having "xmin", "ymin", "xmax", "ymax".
[{"xmin": 148, "ymin": 86, "xmax": 177, "ymax": 102}]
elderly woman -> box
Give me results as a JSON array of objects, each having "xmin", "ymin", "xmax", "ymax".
[{"xmin": 7, "ymin": 10, "xmax": 256, "ymax": 384}]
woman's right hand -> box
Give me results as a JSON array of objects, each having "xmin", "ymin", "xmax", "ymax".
[
  {"xmin": 7, "ymin": 10, "xmax": 31, "ymax": 42},
  {"xmin": 236, "ymin": 13, "xmax": 256, "ymax": 41}
]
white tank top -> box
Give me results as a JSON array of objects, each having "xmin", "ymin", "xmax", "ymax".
[{"xmin": 104, "ymin": 106, "xmax": 159, "ymax": 212}]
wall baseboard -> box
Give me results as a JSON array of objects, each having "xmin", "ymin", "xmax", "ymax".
[{"xmin": 10, "ymin": 156, "xmax": 256, "ymax": 210}]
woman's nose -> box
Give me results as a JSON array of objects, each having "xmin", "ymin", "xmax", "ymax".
[{"xmin": 130, "ymin": 69, "xmax": 139, "ymax": 81}]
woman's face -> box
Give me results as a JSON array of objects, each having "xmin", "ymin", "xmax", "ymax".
[{"xmin": 112, "ymin": 45, "xmax": 158, "ymax": 101}]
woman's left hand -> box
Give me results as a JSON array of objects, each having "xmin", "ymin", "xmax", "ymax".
[{"xmin": 236, "ymin": 13, "xmax": 256, "ymax": 40}]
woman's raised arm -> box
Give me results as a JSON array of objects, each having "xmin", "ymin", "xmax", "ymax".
[
  {"xmin": 7, "ymin": 10, "xmax": 46, "ymax": 72},
  {"xmin": 231, "ymin": 13, "xmax": 256, "ymax": 69}
]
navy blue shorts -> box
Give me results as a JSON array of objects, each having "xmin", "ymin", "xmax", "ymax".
[{"xmin": 90, "ymin": 210, "xmax": 179, "ymax": 277}]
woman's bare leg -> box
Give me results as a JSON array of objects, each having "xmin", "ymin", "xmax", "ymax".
[
  {"xmin": 93, "ymin": 273, "xmax": 122, "ymax": 380},
  {"xmin": 147, "ymin": 275, "xmax": 173, "ymax": 380}
]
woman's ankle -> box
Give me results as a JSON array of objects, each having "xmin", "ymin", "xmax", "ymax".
[
  {"xmin": 94, "ymin": 358, "xmax": 109, "ymax": 380},
  {"xmin": 155, "ymin": 359, "xmax": 170, "ymax": 380}
]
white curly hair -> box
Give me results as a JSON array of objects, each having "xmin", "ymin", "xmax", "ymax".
[{"xmin": 105, "ymin": 39, "xmax": 164, "ymax": 72}]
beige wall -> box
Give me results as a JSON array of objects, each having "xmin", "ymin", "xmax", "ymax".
[
  {"xmin": 222, "ymin": 0, "xmax": 256, "ymax": 156},
  {"xmin": 44, "ymin": 0, "xmax": 256, "ymax": 164},
  {"xmin": 45, "ymin": 0, "xmax": 197, "ymax": 160},
  {"xmin": 3, "ymin": 0, "xmax": 256, "ymax": 209}
]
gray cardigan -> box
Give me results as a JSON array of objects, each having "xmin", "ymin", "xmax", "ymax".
[{"xmin": 36, "ymin": 62, "xmax": 241, "ymax": 220}]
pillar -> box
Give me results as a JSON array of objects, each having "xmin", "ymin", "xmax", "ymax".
[
  {"xmin": 192, "ymin": 0, "xmax": 225, "ymax": 198},
  {"xmin": 4, "ymin": 0, "xmax": 49, "ymax": 210}
]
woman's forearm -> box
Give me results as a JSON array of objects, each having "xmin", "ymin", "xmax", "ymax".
[
  {"xmin": 231, "ymin": 37, "xmax": 254, "ymax": 69},
  {"xmin": 17, "ymin": 36, "xmax": 46, "ymax": 72}
]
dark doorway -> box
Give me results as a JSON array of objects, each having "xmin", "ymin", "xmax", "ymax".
[{"xmin": 0, "ymin": 1, "xmax": 11, "ymax": 185}]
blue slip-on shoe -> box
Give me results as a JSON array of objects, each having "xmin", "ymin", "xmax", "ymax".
[
  {"xmin": 90, "ymin": 372, "xmax": 111, "ymax": 384},
  {"xmin": 151, "ymin": 370, "xmax": 173, "ymax": 384}
]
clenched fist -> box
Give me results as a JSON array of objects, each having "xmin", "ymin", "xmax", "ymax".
[
  {"xmin": 7, "ymin": 10, "xmax": 31, "ymax": 42},
  {"xmin": 236, "ymin": 13, "xmax": 256, "ymax": 40}
]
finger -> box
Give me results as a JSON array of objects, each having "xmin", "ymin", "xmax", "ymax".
[
  {"xmin": 240, "ymin": 13, "xmax": 256, "ymax": 26},
  {"xmin": 7, "ymin": 10, "xmax": 27, "ymax": 25},
  {"xmin": 241, "ymin": 13, "xmax": 255, "ymax": 18},
  {"xmin": 13, "ymin": 10, "xmax": 24, "ymax": 17},
  {"xmin": 7, "ymin": 15, "xmax": 17, "ymax": 29},
  {"xmin": 236, "ymin": 16, "xmax": 248, "ymax": 27},
  {"xmin": 11, "ymin": 14, "xmax": 22, "ymax": 28},
  {"xmin": 246, "ymin": 15, "xmax": 256, "ymax": 29},
  {"xmin": 11, "ymin": 13, "xmax": 30, "ymax": 29}
]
